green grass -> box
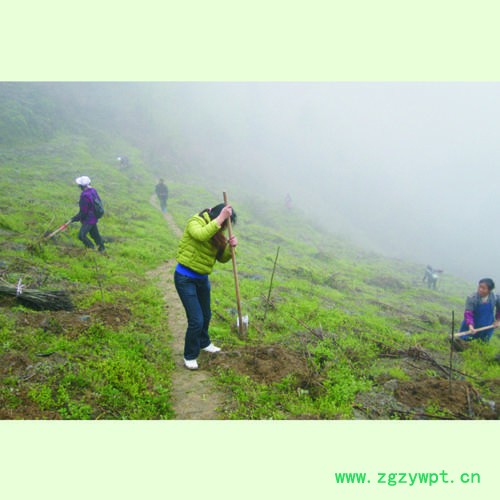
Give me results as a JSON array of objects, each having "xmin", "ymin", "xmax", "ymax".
[
  {"xmin": 1, "ymin": 85, "xmax": 498, "ymax": 420},
  {"xmin": 199, "ymin": 190, "xmax": 499, "ymax": 419},
  {"xmin": 0, "ymin": 131, "xmax": 177, "ymax": 419}
]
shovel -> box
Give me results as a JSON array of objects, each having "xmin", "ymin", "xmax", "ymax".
[
  {"xmin": 44, "ymin": 219, "xmax": 73, "ymax": 240},
  {"xmin": 223, "ymin": 191, "xmax": 248, "ymax": 338}
]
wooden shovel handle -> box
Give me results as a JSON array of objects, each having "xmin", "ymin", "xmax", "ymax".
[
  {"xmin": 222, "ymin": 192, "xmax": 234, "ymax": 237},
  {"xmin": 223, "ymin": 191, "xmax": 245, "ymax": 337}
]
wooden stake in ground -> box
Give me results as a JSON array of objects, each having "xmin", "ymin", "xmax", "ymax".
[
  {"xmin": 449, "ymin": 310, "xmax": 454, "ymax": 394},
  {"xmin": 264, "ymin": 245, "xmax": 280, "ymax": 322},
  {"xmin": 223, "ymin": 191, "xmax": 247, "ymax": 338},
  {"xmin": 92, "ymin": 253, "xmax": 105, "ymax": 303}
]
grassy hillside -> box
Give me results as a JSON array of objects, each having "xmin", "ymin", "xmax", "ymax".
[
  {"xmin": 167, "ymin": 189, "xmax": 499, "ymax": 419},
  {"xmin": 0, "ymin": 129, "xmax": 179, "ymax": 419},
  {"xmin": 1, "ymin": 86, "xmax": 499, "ymax": 420}
]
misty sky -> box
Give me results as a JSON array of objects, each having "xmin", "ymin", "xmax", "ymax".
[
  {"xmin": 138, "ymin": 82, "xmax": 498, "ymax": 283},
  {"xmin": 30, "ymin": 81, "xmax": 498, "ymax": 283}
]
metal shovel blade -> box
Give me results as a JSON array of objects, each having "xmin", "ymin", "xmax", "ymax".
[{"xmin": 237, "ymin": 315, "xmax": 249, "ymax": 337}]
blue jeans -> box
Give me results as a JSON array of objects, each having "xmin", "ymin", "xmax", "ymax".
[{"xmin": 174, "ymin": 271, "xmax": 212, "ymax": 360}]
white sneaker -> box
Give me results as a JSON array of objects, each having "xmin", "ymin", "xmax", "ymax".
[
  {"xmin": 184, "ymin": 358, "xmax": 198, "ymax": 370},
  {"xmin": 202, "ymin": 343, "xmax": 221, "ymax": 353}
]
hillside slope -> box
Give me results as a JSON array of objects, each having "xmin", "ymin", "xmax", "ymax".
[
  {"xmin": 167, "ymin": 188, "xmax": 499, "ymax": 419},
  {"xmin": 0, "ymin": 125, "xmax": 179, "ymax": 418},
  {"xmin": 1, "ymin": 85, "xmax": 499, "ymax": 420}
]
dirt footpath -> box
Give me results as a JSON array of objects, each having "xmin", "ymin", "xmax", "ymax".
[{"xmin": 150, "ymin": 199, "xmax": 223, "ymax": 419}]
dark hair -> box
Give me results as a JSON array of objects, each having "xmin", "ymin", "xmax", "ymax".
[
  {"xmin": 479, "ymin": 278, "xmax": 495, "ymax": 291},
  {"xmin": 199, "ymin": 203, "xmax": 237, "ymax": 225},
  {"xmin": 198, "ymin": 203, "xmax": 237, "ymax": 255}
]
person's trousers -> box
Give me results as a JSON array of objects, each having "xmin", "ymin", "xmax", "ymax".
[
  {"xmin": 159, "ymin": 196, "xmax": 167, "ymax": 212},
  {"xmin": 174, "ymin": 271, "xmax": 212, "ymax": 360},
  {"xmin": 79, "ymin": 223, "xmax": 105, "ymax": 251}
]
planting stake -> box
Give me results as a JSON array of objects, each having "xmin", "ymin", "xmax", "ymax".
[
  {"xmin": 264, "ymin": 245, "xmax": 280, "ymax": 322},
  {"xmin": 449, "ymin": 310, "xmax": 454, "ymax": 393}
]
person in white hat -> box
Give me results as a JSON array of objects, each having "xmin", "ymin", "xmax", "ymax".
[{"xmin": 71, "ymin": 176, "xmax": 105, "ymax": 252}]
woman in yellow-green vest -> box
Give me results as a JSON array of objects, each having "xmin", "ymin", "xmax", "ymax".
[{"xmin": 174, "ymin": 203, "xmax": 237, "ymax": 370}]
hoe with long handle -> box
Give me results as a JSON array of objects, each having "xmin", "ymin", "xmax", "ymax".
[
  {"xmin": 223, "ymin": 191, "xmax": 247, "ymax": 338},
  {"xmin": 43, "ymin": 219, "xmax": 73, "ymax": 240},
  {"xmin": 453, "ymin": 323, "xmax": 496, "ymax": 338}
]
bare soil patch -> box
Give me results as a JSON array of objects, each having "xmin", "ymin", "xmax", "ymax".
[
  {"xmin": 0, "ymin": 351, "xmax": 31, "ymax": 378},
  {"xmin": 87, "ymin": 302, "xmax": 132, "ymax": 329},
  {"xmin": 395, "ymin": 378, "xmax": 497, "ymax": 419},
  {"xmin": 13, "ymin": 301, "xmax": 132, "ymax": 338},
  {"xmin": 205, "ymin": 343, "xmax": 311, "ymax": 384}
]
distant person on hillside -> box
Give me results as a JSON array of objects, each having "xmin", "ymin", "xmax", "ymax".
[
  {"xmin": 155, "ymin": 178, "xmax": 169, "ymax": 213},
  {"xmin": 174, "ymin": 202, "xmax": 237, "ymax": 370},
  {"xmin": 117, "ymin": 156, "xmax": 130, "ymax": 168},
  {"xmin": 423, "ymin": 265, "xmax": 442, "ymax": 289},
  {"xmin": 285, "ymin": 193, "xmax": 292, "ymax": 210},
  {"xmin": 458, "ymin": 278, "xmax": 500, "ymax": 342},
  {"xmin": 71, "ymin": 176, "xmax": 105, "ymax": 252}
]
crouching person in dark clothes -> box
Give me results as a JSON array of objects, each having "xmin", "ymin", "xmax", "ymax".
[{"xmin": 71, "ymin": 176, "xmax": 105, "ymax": 252}]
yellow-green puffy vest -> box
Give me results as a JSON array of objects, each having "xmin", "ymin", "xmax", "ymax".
[{"xmin": 176, "ymin": 212, "xmax": 232, "ymax": 274}]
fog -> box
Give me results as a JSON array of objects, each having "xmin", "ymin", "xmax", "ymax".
[{"xmin": 50, "ymin": 82, "xmax": 500, "ymax": 282}]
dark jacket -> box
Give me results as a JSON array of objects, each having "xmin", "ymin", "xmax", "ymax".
[
  {"xmin": 155, "ymin": 182, "xmax": 168, "ymax": 198},
  {"xmin": 73, "ymin": 187, "xmax": 101, "ymax": 224}
]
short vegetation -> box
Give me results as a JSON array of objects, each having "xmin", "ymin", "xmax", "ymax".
[{"xmin": 1, "ymin": 83, "xmax": 498, "ymax": 420}]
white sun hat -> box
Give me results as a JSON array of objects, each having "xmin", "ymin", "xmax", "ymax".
[{"xmin": 75, "ymin": 176, "xmax": 91, "ymax": 186}]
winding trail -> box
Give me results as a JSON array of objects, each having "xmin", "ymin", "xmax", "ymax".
[{"xmin": 149, "ymin": 197, "xmax": 223, "ymax": 419}]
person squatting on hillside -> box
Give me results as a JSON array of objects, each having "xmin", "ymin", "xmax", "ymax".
[
  {"xmin": 71, "ymin": 176, "xmax": 105, "ymax": 252},
  {"xmin": 117, "ymin": 156, "xmax": 130, "ymax": 168},
  {"xmin": 423, "ymin": 265, "xmax": 442, "ymax": 289},
  {"xmin": 155, "ymin": 178, "xmax": 168, "ymax": 213},
  {"xmin": 458, "ymin": 278, "xmax": 500, "ymax": 342},
  {"xmin": 174, "ymin": 203, "xmax": 237, "ymax": 370}
]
